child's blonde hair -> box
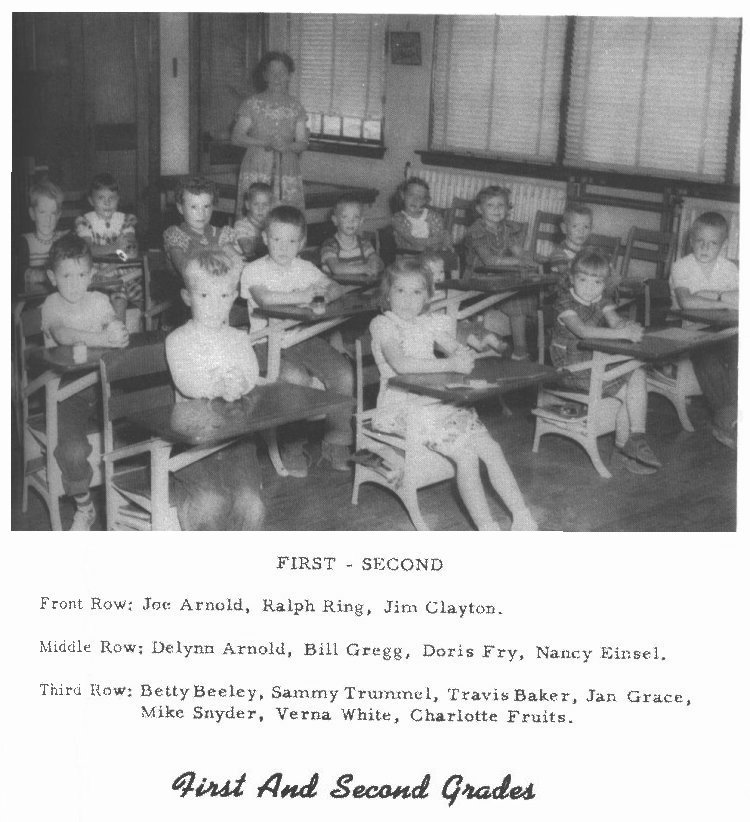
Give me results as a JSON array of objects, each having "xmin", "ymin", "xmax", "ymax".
[
  {"xmin": 183, "ymin": 248, "xmax": 240, "ymax": 289},
  {"xmin": 475, "ymin": 185, "xmax": 511, "ymax": 210},
  {"xmin": 566, "ymin": 247, "xmax": 613, "ymax": 290},
  {"xmin": 381, "ymin": 257, "xmax": 434, "ymax": 312},
  {"xmin": 689, "ymin": 211, "xmax": 729, "ymax": 243},
  {"xmin": 29, "ymin": 180, "xmax": 64, "ymax": 210}
]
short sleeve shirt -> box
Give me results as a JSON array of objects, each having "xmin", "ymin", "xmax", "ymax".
[
  {"xmin": 670, "ymin": 254, "xmax": 739, "ymax": 308},
  {"xmin": 41, "ymin": 291, "xmax": 115, "ymax": 348},
  {"xmin": 320, "ymin": 235, "xmax": 376, "ymax": 270}
]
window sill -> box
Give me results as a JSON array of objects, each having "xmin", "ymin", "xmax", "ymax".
[
  {"xmin": 417, "ymin": 150, "xmax": 739, "ymax": 202},
  {"xmin": 309, "ymin": 139, "xmax": 386, "ymax": 160}
]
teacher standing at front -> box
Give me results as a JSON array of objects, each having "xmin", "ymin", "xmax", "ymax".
[{"xmin": 231, "ymin": 51, "xmax": 308, "ymax": 218}]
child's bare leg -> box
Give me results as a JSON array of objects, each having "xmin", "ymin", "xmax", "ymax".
[
  {"xmin": 613, "ymin": 384, "xmax": 630, "ymax": 448},
  {"xmin": 475, "ymin": 432, "xmax": 537, "ymax": 530},
  {"xmin": 616, "ymin": 369, "xmax": 661, "ymax": 469},
  {"xmin": 454, "ymin": 451, "xmax": 500, "ymax": 530},
  {"xmin": 625, "ymin": 367, "xmax": 647, "ymax": 433}
]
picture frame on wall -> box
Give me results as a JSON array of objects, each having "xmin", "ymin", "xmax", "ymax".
[{"xmin": 389, "ymin": 31, "xmax": 421, "ymax": 65}]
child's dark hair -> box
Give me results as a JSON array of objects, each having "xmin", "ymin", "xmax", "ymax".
[
  {"xmin": 183, "ymin": 248, "xmax": 240, "ymax": 289},
  {"xmin": 29, "ymin": 179, "xmax": 64, "ymax": 210},
  {"xmin": 566, "ymin": 247, "xmax": 612, "ymax": 289},
  {"xmin": 266, "ymin": 205, "xmax": 306, "ymax": 234},
  {"xmin": 48, "ymin": 233, "xmax": 92, "ymax": 271},
  {"xmin": 562, "ymin": 202, "xmax": 593, "ymax": 223},
  {"xmin": 254, "ymin": 51, "xmax": 296, "ymax": 91},
  {"xmin": 396, "ymin": 176, "xmax": 430, "ymax": 208},
  {"xmin": 244, "ymin": 182, "xmax": 273, "ymax": 204},
  {"xmin": 381, "ymin": 257, "xmax": 434, "ymax": 311},
  {"xmin": 475, "ymin": 185, "xmax": 511, "ymax": 209},
  {"xmin": 690, "ymin": 211, "xmax": 729, "ymax": 241},
  {"xmin": 175, "ymin": 176, "xmax": 217, "ymax": 207},
  {"xmin": 89, "ymin": 173, "xmax": 119, "ymax": 197}
]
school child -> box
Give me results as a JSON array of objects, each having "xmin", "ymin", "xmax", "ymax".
[
  {"xmin": 670, "ymin": 211, "xmax": 738, "ymax": 449},
  {"xmin": 391, "ymin": 177, "xmax": 455, "ymax": 267},
  {"xmin": 241, "ymin": 205, "xmax": 355, "ymax": 476},
  {"xmin": 165, "ymin": 248, "xmax": 265, "ymax": 530},
  {"xmin": 16, "ymin": 179, "xmax": 67, "ymax": 294},
  {"xmin": 234, "ymin": 182, "xmax": 273, "ymax": 261},
  {"xmin": 369, "ymin": 257, "xmax": 538, "ymax": 531},
  {"xmin": 75, "ymin": 173, "xmax": 142, "ymax": 318},
  {"xmin": 420, "ymin": 251, "xmax": 506, "ymax": 354},
  {"xmin": 550, "ymin": 248, "xmax": 661, "ymax": 475},
  {"xmin": 41, "ymin": 234, "xmax": 130, "ymax": 530},
  {"xmin": 320, "ymin": 196, "xmax": 383, "ymax": 278},
  {"xmin": 464, "ymin": 186, "xmax": 536, "ymax": 361},
  {"xmin": 163, "ymin": 176, "xmax": 241, "ymax": 279},
  {"xmin": 549, "ymin": 204, "xmax": 594, "ymax": 269}
]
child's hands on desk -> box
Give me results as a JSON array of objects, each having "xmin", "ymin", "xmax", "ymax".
[
  {"xmin": 622, "ymin": 322, "xmax": 644, "ymax": 344},
  {"xmin": 105, "ymin": 320, "xmax": 130, "ymax": 348},
  {"xmin": 209, "ymin": 366, "xmax": 251, "ymax": 403},
  {"xmin": 449, "ymin": 348, "xmax": 476, "ymax": 375}
]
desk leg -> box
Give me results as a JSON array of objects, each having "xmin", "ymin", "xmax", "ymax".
[
  {"xmin": 267, "ymin": 320, "xmax": 282, "ymax": 382},
  {"xmin": 537, "ymin": 286, "xmax": 545, "ymax": 365},
  {"xmin": 150, "ymin": 443, "xmax": 174, "ymax": 530},
  {"xmin": 45, "ymin": 377, "xmax": 63, "ymax": 531}
]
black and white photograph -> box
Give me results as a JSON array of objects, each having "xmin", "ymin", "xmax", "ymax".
[
  {"xmin": 10, "ymin": 10, "xmax": 740, "ymax": 532},
  {"xmin": 5, "ymin": 9, "xmax": 746, "ymax": 819}
]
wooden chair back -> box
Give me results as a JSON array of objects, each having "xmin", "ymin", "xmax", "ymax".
[
  {"xmin": 530, "ymin": 210, "xmax": 564, "ymax": 257},
  {"xmin": 99, "ymin": 336, "xmax": 173, "ymax": 453},
  {"xmin": 620, "ymin": 227, "xmax": 677, "ymax": 281},
  {"xmin": 445, "ymin": 197, "xmax": 476, "ymax": 245}
]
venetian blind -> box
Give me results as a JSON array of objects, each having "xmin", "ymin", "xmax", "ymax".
[
  {"xmin": 565, "ymin": 17, "xmax": 741, "ymax": 182},
  {"xmin": 431, "ymin": 16, "xmax": 567, "ymax": 162},
  {"xmin": 283, "ymin": 14, "xmax": 386, "ymax": 142}
]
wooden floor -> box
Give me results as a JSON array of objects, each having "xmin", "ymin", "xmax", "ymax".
[{"xmin": 10, "ymin": 386, "xmax": 736, "ymax": 532}]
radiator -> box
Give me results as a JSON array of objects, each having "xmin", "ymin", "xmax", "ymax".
[
  {"xmin": 677, "ymin": 198, "xmax": 740, "ymax": 262},
  {"xmin": 419, "ymin": 168, "xmax": 567, "ymax": 250}
]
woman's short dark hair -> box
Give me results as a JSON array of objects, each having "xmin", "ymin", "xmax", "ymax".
[{"xmin": 254, "ymin": 51, "xmax": 296, "ymax": 91}]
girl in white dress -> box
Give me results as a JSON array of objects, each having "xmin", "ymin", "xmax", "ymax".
[{"xmin": 369, "ymin": 258, "xmax": 538, "ymax": 531}]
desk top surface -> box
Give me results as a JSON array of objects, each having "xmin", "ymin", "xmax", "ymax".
[
  {"xmin": 389, "ymin": 358, "xmax": 558, "ymax": 402},
  {"xmin": 330, "ymin": 272, "xmax": 383, "ymax": 288},
  {"xmin": 578, "ymin": 326, "xmax": 738, "ymax": 361},
  {"xmin": 29, "ymin": 332, "xmax": 163, "ymax": 374},
  {"xmin": 127, "ymin": 384, "xmax": 354, "ymax": 446},
  {"xmin": 437, "ymin": 271, "xmax": 559, "ymax": 293},
  {"xmin": 672, "ymin": 308, "xmax": 739, "ymax": 328},
  {"xmin": 255, "ymin": 288, "xmax": 381, "ymax": 322}
]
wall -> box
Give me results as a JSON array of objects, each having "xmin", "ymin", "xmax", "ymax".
[{"xmin": 160, "ymin": 12, "xmax": 190, "ymax": 175}]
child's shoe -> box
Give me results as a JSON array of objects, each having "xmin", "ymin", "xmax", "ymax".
[
  {"xmin": 612, "ymin": 450, "xmax": 658, "ymax": 475},
  {"xmin": 319, "ymin": 441, "xmax": 351, "ymax": 472},
  {"xmin": 710, "ymin": 420, "xmax": 737, "ymax": 451},
  {"xmin": 69, "ymin": 502, "xmax": 96, "ymax": 531},
  {"xmin": 511, "ymin": 350, "xmax": 530, "ymax": 362},
  {"xmin": 281, "ymin": 443, "xmax": 310, "ymax": 478},
  {"xmin": 619, "ymin": 434, "xmax": 662, "ymax": 468}
]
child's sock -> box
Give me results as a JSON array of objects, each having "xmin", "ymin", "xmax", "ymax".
[{"xmin": 70, "ymin": 493, "xmax": 96, "ymax": 531}]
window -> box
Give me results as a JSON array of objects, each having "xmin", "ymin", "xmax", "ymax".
[
  {"xmin": 275, "ymin": 14, "xmax": 386, "ymax": 147},
  {"xmin": 565, "ymin": 17, "xmax": 741, "ymax": 182},
  {"xmin": 431, "ymin": 16, "xmax": 567, "ymax": 163},
  {"xmin": 430, "ymin": 16, "xmax": 741, "ymax": 186}
]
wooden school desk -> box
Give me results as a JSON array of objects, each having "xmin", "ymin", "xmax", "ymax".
[
  {"xmin": 577, "ymin": 325, "xmax": 738, "ymax": 363},
  {"xmin": 434, "ymin": 266, "xmax": 560, "ymax": 364},
  {"xmin": 254, "ymin": 288, "xmax": 382, "ymax": 380},
  {"xmin": 125, "ymin": 384, "xmax": 355, "ymax": 530},
  {"xmin": 671, "ymin": 308, "xmax": 739, "ymax": 330},
  {"xmin": 389, "ymin": 357, "xmax": 558, "ymax": 402}
]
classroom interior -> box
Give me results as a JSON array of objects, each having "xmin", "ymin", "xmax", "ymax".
[{"xmin": 11, "ymin": 13, "xmax": 739, "ymax": 532}]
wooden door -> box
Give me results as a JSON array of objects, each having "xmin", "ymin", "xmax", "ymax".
[
  {"xmin": 195, "ymin": 13, "xmax": 265, "ymax": 178},
  {"xmin": 13, "ymin": 13, "xmax": 160, "ymax": 240}
]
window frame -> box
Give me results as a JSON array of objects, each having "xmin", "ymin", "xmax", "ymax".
[
  {"xmin": 426, "ymin": 15, "xmax": 741, "ymax": 199},
  {"xmin": 283, "ymin": 13, "xmax": 388, "ymax": 158}
]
